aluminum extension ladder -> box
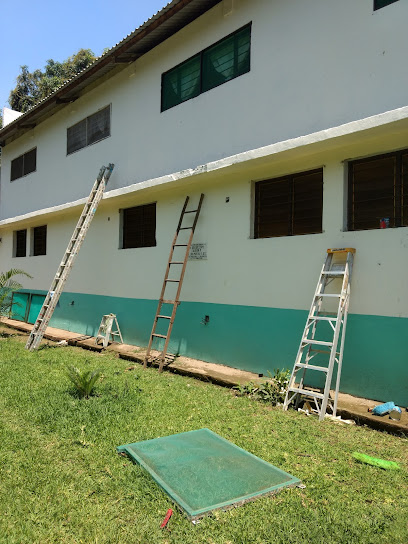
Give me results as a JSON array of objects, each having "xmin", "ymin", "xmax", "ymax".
[
  {"xmin": 95, "ymin": 314, "xmax": 123, "ymax": 348},
  {"xmin": 25, "ymin": 164, "xmax": 114, "ymax": 351},
  {"xmin": 143, "ymin": 194, "xmax": 204, "ymax": 373},
  {"xmin": 283, "ymin": 248, "xmax": 355, "ymax": 421}
]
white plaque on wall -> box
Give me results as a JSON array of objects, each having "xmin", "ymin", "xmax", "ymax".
[{"xmin": 189, "ymin": 243, "xmax": 207, "ymax": 260}]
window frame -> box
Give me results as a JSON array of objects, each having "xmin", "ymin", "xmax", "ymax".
[
  {"xmin": 254, "ymin": 168, "xmax": 324, "ymax": 239},
  {"xmin": 67, "ymin": 105, "xmax": 111, "ymax": 155},
  {"xmin": 161, "ymin": 23, "xmax": 252, "ymax": 112},
  {"xmin": 10, "ymin": 148, "xmax": 37, "ymax": 182},
  {"xmin": 374, "ymin": 0, "xmax": 399, "ymax": 10},
  {"xmin": 120, "ymin": 203, "xmax": 157, "ymax": 249},
  {"xmin": 347, "ymin": 148, "xmax": 408, "ymax": 232}
]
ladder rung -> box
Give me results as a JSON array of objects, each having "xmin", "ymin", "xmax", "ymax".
[
  {"xmin": 165, "ymin": 279, "xmax": 180, "ymax": 283},
  {"xmin": 184, "ymin": 209, "xmax": 198, "ymax": 213},
  {"xmin": 316, "ymin": 294, "xmax": 341, "ymax": 298},
  {"xmin": 288, "ymin": 387, "xmax": 324, "ymax": 400},
  {"xmin": 179, "ymin": 227, "xmax": 192, "ymax": 230},
  {"xmin": 152, "ymin": 334, "xmax": 167, "ymax": 339},
  {"xmin": 302, "ymin": 339, "xmax": 333, "ymax": 346},
  {"xmin": 157, "ymin": 315, "xmax": 171, "ymax": 319},
  {"xmin": 322, "ymin": 271, "xmax": 345, "ymax": 276},
  {"xmin": 310, "ymin": 316, "xmax": 338, "ymax": 322},
  {"xmin": 174, "ymin": 244, "xmax": 188, "ymax": 247},
  {"xmin": 161, "ymin": 299, "xmax": 177, "ymax": 304},
  {"xmin": 295, "ymin": 363, "xmax": 329, "ymax": 372},
  {"xmin": 169, "ymin": 261, "xmax": 184, "ymax": 265}
]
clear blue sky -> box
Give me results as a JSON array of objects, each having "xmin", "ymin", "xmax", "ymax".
[{"xmin": 0, "ymin": 0, "xmax": 169, "ymax": 111}]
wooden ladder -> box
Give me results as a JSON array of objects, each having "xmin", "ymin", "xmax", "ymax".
[{"xmin": 143, "ymin": 194, "xmax": 204, "ymax": 372}]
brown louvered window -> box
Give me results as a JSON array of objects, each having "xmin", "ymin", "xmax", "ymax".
[
  {"xmin": 10, "ymin": 148, "xmax": 37, "ymax": 181},
  {"xmin": 348, "ymin": 149, "xmax": 408, "ymax": 231},
  {"xmin": 122, "ymin": 203, "xmax": 156, "ymax": 249},
  {"xmin": 14, "ymin": 229, "xmax": 27, "ymax": 257},
  {"xmin": 254, "ymin": 169, "xmax": 323, "ymax": 238},
  {"xmin": 33, "ymin": 225, "xmax": 47, "ymax": 256}
]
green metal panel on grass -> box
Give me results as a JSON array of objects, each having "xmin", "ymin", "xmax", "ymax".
[{"xmin": 117, "ymin": 428, "xmax": 300, "ymax": 518}]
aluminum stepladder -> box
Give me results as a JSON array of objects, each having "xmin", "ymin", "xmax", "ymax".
[
  {"xmin": 25, "ymin": 164, "xmax": 114, "ymax": 351},
  {"xmin": 283, "ymin": 248, "xmax": 355, "ymax": 421},
  {"xmin": 95, "ymin": 314, "xmax": 123, "ymax": 348},
  {"xmin": 143, "ymin": 194, "xmax": 205, "ymax": 373}
]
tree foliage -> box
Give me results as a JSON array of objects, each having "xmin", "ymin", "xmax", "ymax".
[{"xmin": 8, "ymin": 49, "xmax": 96, "ymax": 113}]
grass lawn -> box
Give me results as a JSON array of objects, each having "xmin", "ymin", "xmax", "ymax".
[{"xmin": 0, "ymin": 329, "xmax": 407, "ymax": 544}]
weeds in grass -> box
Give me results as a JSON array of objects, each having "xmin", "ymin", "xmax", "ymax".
[
  {"xmin": 66, "ymin": 365, "xmax": 102, "ymax": 399},
  {"xmin": 234, "ymin": 368, "xmax": 290, "ymax": 405}
]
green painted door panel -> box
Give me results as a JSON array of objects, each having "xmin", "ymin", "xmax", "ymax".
[
  {"xmin": 27, "ymin": 294, "xmax": 46, "ymax": 324},
  {"xmin": 11, "ymin": 292, "xmax": 30, "ymax": 321}
]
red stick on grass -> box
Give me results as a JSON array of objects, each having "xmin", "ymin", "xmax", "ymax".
[{"xmin": 160, "ymin": 509, "xmax": 173, "ymax": 529}]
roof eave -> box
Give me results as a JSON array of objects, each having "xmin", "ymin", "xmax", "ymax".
[{"xmin": 0, "ymin": 0, "xmax": 222, "ymax": 147}]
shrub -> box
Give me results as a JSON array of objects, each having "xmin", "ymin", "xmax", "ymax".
[
  {"xmin": 234, "ymin": 368, "xmax": 290, "ymax": 406},
  {"xmin": 66, "ymin": 366, "xmax": 102, "ymax": 399}
]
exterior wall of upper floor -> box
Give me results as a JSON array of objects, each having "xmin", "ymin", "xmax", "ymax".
[{"xmin": 1, "ymin": 0, "xmax": 408, "ymax": 220}]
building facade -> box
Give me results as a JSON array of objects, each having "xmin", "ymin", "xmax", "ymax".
[{"xmin": 0, "ymin": 0, "xmax": 407, "ymax": 405}]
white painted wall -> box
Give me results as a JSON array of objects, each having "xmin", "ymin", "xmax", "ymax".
[
  {"xmin": 1, "ymin": 130, "xmax": 408, "ymax": 320},
  {"xmin": 1, "ymin": 0, "xmax": 408, "ymax": 220}
]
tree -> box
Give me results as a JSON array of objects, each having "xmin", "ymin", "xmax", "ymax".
[
  {"xmin": 8, "ymin": 65, "xmax": 42, "ymax": 113},
  {"xmin": 0, "ymin": 269, "xmax": 33, "ymax": 317},
  {"xmin": 8, "ymin": 49, "xmax": 96, "ymax": 113}
]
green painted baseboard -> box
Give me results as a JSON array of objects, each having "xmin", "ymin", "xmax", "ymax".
[{"xmin": 13, "ymin": 289, "xmax": 408, "ymax": 406}]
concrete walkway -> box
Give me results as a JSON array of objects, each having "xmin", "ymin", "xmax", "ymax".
[{"xmin": 2, "ymin": 317, "xmax": 406, "ymax": 434}]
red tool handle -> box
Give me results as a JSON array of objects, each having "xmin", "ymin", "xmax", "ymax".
[{"xmin": 160, "ymin": 508, "xmax": 173, "ymax": 529}]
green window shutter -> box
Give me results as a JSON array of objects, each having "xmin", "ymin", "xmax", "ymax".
[
  {"xmin": 374, "ymin": 0, "xmax": 399, "ymax": 10},
  {"xmin": 162, "ymin": 55, "xmax": 201, "ymax": 111},
  {"xmin": 202, "ymin": 25, "xmax": 250, "ymax": 93}
]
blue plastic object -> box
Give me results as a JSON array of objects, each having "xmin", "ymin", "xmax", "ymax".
[{"xmin": 371, "ymin": 401, "xmax": 395, "ymax": 416}]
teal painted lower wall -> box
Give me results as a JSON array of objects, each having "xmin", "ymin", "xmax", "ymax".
[{"xmin": 15, "ymin": 290, "xmax": 408, "ymax": 406}]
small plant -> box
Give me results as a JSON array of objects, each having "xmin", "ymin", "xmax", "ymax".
[
  {"xmin": 0, "ymin": 268, "xmax": 33, "ymax": 316},
  {"xmin": 234, "ymin": 368, "xmax": 290, "ymax": 406},
  {"xmin": 66, "ymin": 365, "xmax": 102, "ymax": 399}
]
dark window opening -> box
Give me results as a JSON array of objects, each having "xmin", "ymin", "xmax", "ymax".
[
  {"xmin": 33, "ymin": 225, "xmax": 47, "ymax": 256},
  {"xmin": 10, "ymin": 148, "xmax": 37, "ymax": 181},
  {"xmin": 14, "ymin": 229, "xmax": 27, "ymax": 257},
  {"xmin": 348, "ymin": 149, "xmax": 408, "ymax": 231},
  {"xmin": 122, "ymin": 203, "xmax": 156, "ymax": 249},
  {"xmin": 161, "ymin": 24, "xmax": 251, "ymax": 112},
  {"xmin": 374, "ymin": 0, "xmax": 399, "ymax": 10},
  {"xmin": 255, "ymin": 169, "xmax": 323, "ymax": 238},
  {"xmin": 67, "ymin": 106, "xmax": 110, "ymax": 155}
]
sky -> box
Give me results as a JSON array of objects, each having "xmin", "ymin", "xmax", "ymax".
[{"xmin": 0, "ymin": 0, "xmax": 170, "ymax": 111}]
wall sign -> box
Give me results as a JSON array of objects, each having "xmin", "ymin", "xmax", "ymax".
[{"xmin": 189, "ymin": 243, "xmax": 207, "ymax": 260}]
